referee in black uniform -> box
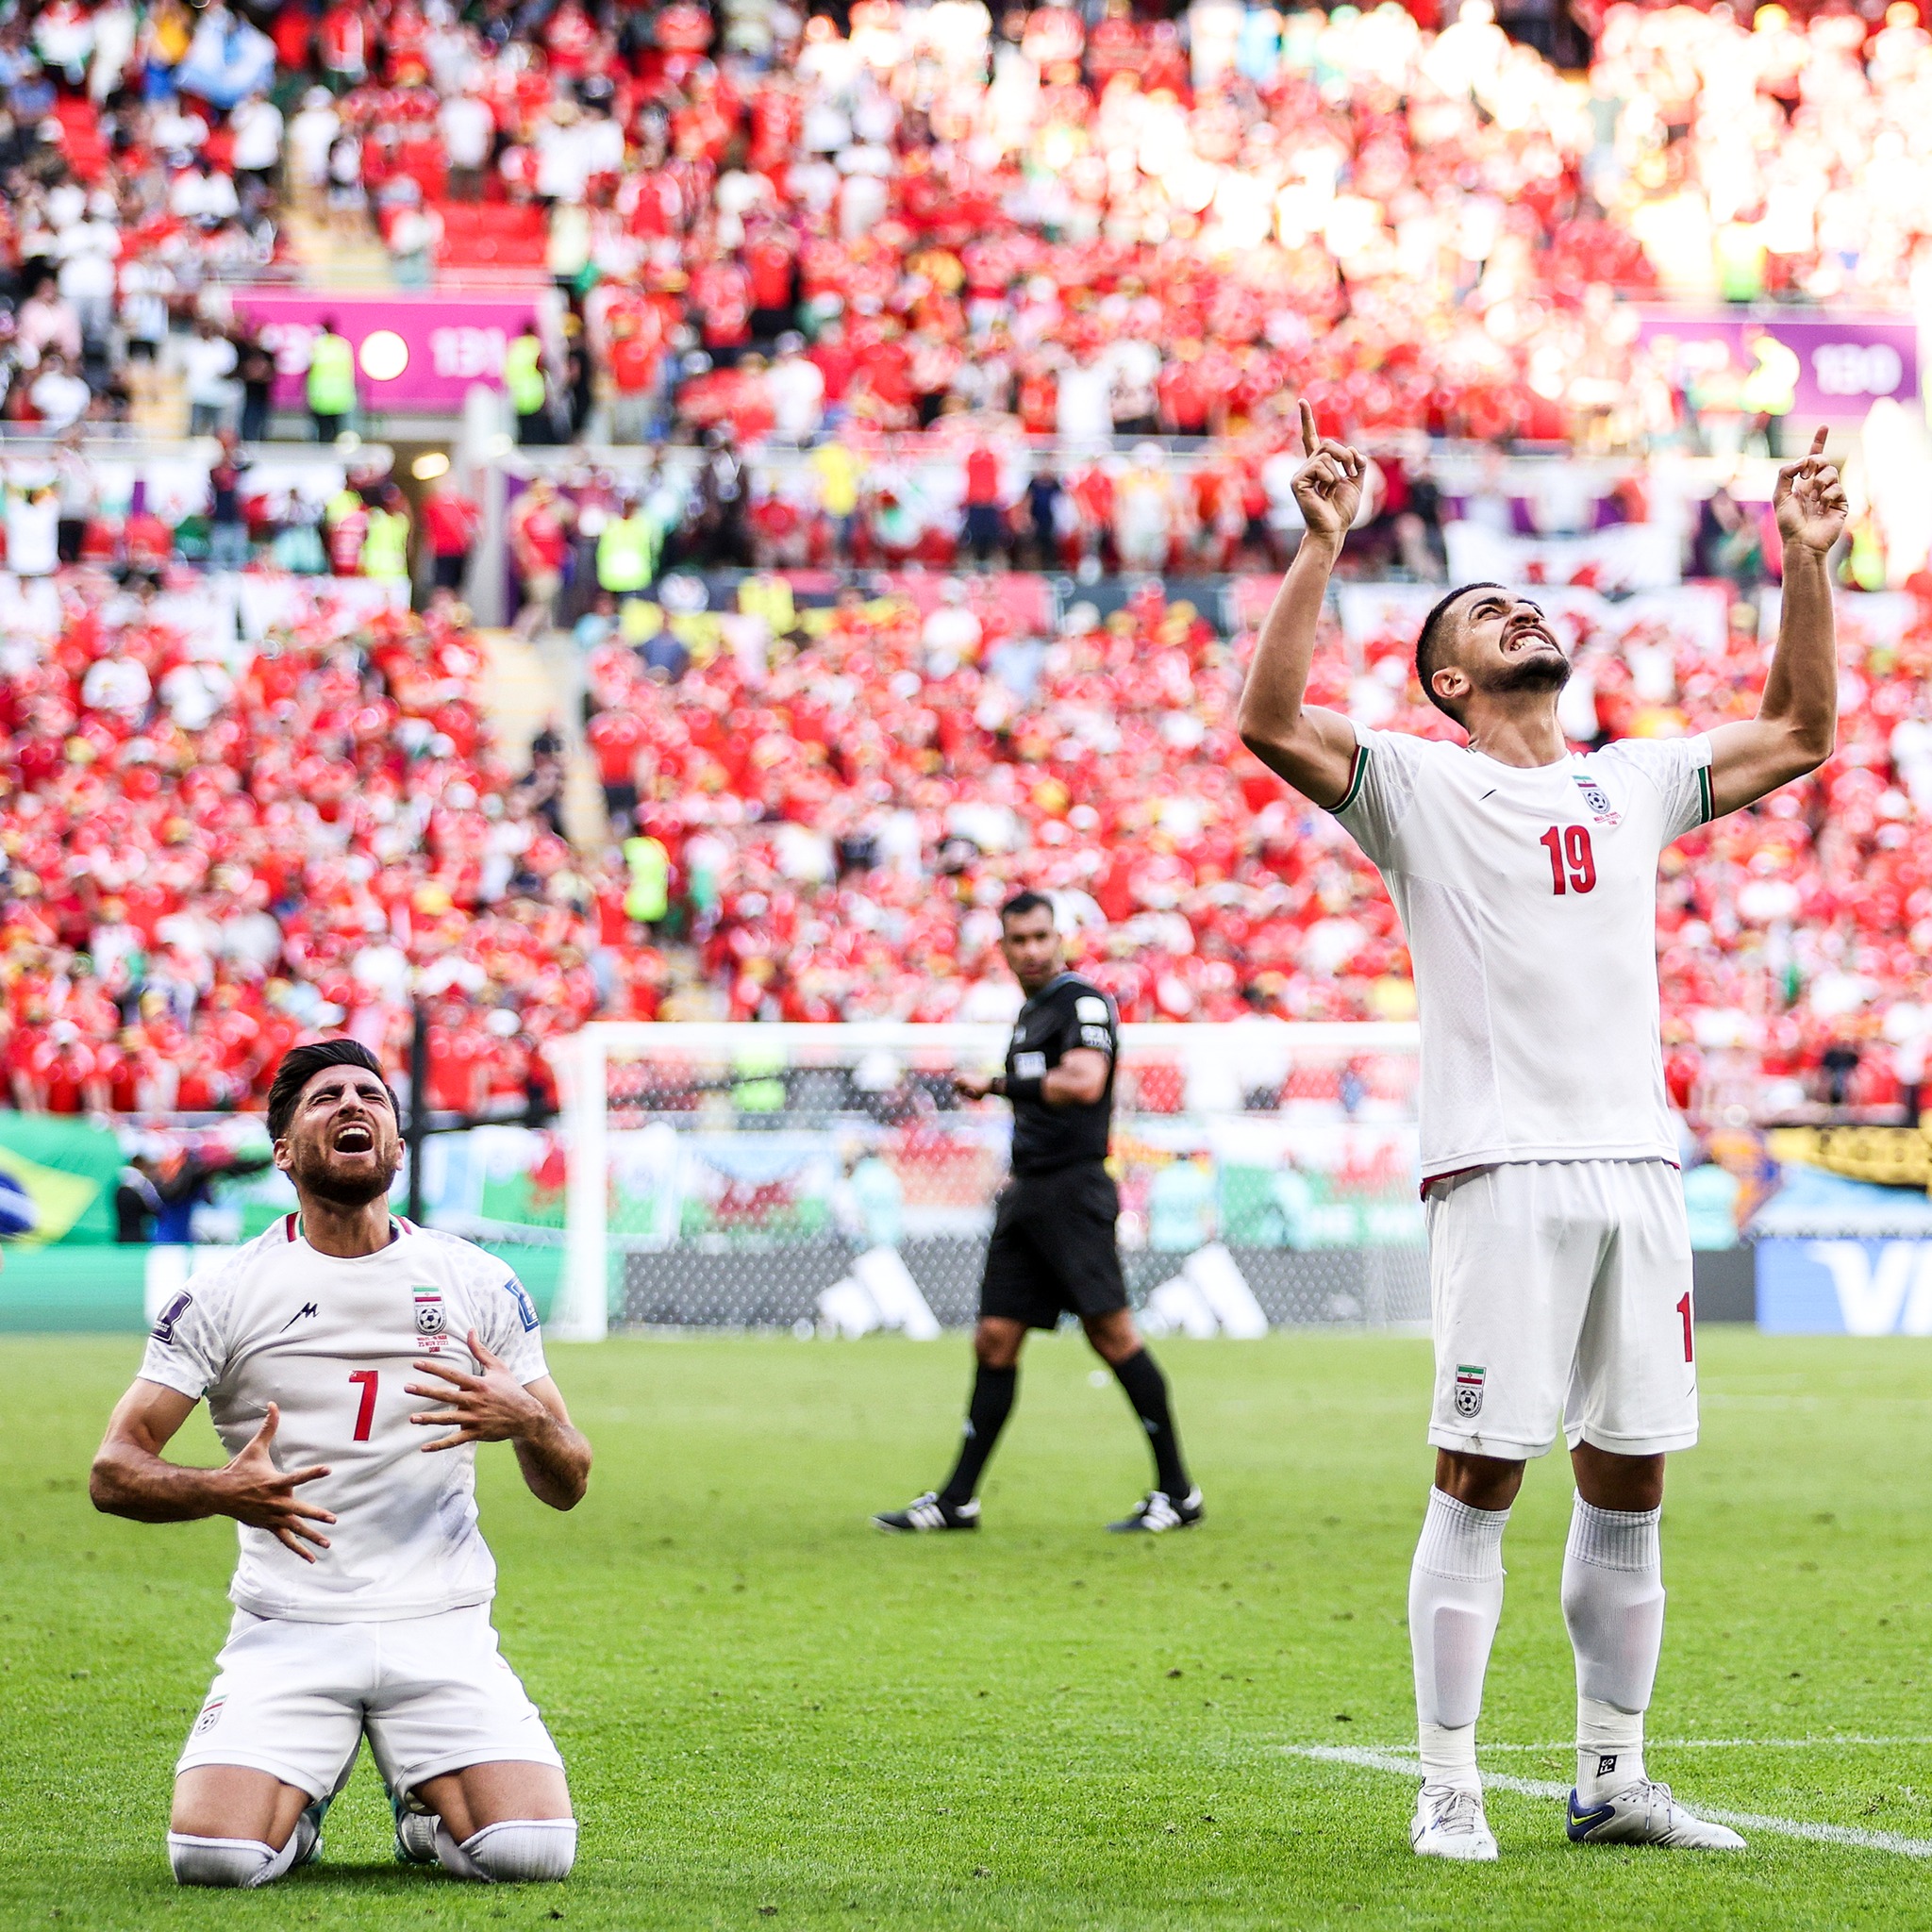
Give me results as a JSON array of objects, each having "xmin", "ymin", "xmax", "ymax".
[{"xmin": 875, "ymin": 891, "xmax": 1202, "ymax": 1535}]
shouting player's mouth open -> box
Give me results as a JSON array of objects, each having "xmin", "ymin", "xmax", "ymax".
[
  {"xmin": 1458, "ymin": 593, "xmax": 1571, "ymax": 704},
  {"xmin": 1500, "ymin": 611, "xmax": 1560, "ymax": 657},
  {"xmin": 285, "ymin": 1072, "xmax": 404, "ymax": 1208}
]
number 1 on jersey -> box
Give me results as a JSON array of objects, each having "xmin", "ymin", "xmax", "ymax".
[
  {"xmin": 1540, "ymin": 824, "xmax": 1596, "ymax": 895},
  {"xmin": 1676, "ymin": 1291, "xmax": 1694, "ymax": 1365},
  {"xmin": 348, "ymin": 1369, "xmax": 378, "ymax": 1441}
]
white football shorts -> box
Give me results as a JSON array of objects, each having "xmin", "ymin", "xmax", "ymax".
[
  {"xmin": 176, "ymin": 1603, "xmax": 565, "ymax": 1801},
  {"xmin": 1422, "ymin": 1158, "xmax": 1698, "ymax": 1461}
]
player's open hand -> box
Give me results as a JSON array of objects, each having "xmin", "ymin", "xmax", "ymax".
[
  {"xmin": 408, "ymin": 1333, "xmax": 548, "ymax": 1451},
  {"xmin": 217, "ymin": 1403, "xmax": 334, "ymax": 1561},
  {"xmin": 1774, "ymin": 426, "xmax": 1849, "ymax": 555},
  {"xmin": 1290, "ymin": 399, "xmax": 1366, "ymax": 543}
]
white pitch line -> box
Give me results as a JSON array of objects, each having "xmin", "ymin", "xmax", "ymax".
[
  {"xmin": 1282, "ymin": 1745, "xmax": 1932, "ymax": 1859},
  {"xmin": 1474, "ymin": 1738, "xmax": 1932, "ymax": 1753}
]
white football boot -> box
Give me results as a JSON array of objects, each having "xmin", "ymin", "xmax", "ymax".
[
  {"xmin": 1566, "ymin": 1782, "xmax": 1746, "ymax": 1850},
  {"xmin": 1410, "ymin": 1784, "xmax": 1500, "ymax": 1861}
]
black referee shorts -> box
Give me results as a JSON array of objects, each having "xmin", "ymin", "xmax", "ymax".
[{"xmin": 978, "ymin": 1163, "xmax": 1128, "ymax": 1329}]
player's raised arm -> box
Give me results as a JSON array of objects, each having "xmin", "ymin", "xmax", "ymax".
[
  {"xmin": 1237, "ymin": 399, "xmax": 1368, "ymax": 808},
  {"xmin": 91, "ymin": 1387, "xmax": 337, "ymax": 1560},
  {"xmin": 1703, "ymin": 427, "xmax": 1846, "ymax": 818}
]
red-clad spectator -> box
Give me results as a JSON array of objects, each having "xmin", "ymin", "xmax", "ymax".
[
  {"xmin": 605, "ymin": 300, "xmax": 666, "ymax": 444},
  {"xmin": 422, "ymin": 476, "xmax": 481, "ymax": 594},
  {"xmin": 11, "ymin": 1020, "xmax": 107, "ymax": 1113},
  {"xmin": 690, "ymin": 258, "xmax": 753, "ymax": 359},
  {"xmin": 744, "ymin": 225, "xmax": 798, "ymax": 338},
  {"xmin": 506, "ymin": 478, "xmax": 574, "ymax": 638},
  {"xmin": 317, "ymin": 0, "xmax": 369, "ymax": 88},
  {"xmin": 960, "ymin": 443, "xmax": 1007, "ymax": 566},
  {"xmin": 586, "ymin": 704, "xmax": 648, "ymax": 826},
  {"xmin": 808, "ymin": 319, "xmax": 858, "ymax": 412}
]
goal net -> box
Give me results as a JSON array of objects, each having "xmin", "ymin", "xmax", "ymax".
[{"xmin": 547, "ymin": 1022, "xmax": 1424, "ymax": 1341}]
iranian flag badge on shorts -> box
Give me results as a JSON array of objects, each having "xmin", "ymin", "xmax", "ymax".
[{"xmin": 1454, "ymin": 1364, "xmax": 1485, "ymax": 1419}]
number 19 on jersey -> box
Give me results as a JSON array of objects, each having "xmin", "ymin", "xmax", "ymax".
[{"xmin": 1540, "ymin": 824, "xmax": 1596, "ymax": 895}]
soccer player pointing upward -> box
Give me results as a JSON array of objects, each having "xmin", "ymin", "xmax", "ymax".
[
  {"xmin": 1239, "ymin": 406, "xmax": 1844, "ymax": 1860},
  {"xmin": 91, "ymin": 1040, "xmax": 592, "ymax": 1889},
  {"xmin": 875, "ymin": 891, "xmax": 1201, "ymax": 1535}
]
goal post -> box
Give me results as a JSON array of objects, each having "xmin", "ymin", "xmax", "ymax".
[{"xmin": 551, "ymin": 1021, "xmax": 1424, "ymax": 1342}]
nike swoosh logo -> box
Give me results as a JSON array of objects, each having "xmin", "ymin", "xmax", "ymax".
[{"xmin": 1566, "ymin": 1799, "xmax": 1617, "ymax": 1839}]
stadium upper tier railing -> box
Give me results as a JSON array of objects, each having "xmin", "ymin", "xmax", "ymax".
[{"xmin": 551, "ymin": 1021, "xmax": 1424, "ymax": 1342}]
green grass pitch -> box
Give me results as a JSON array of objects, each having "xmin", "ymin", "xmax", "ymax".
[{"xmin": 7, "ymin": 1328, "xmax": 1932, "ymax": 1930}]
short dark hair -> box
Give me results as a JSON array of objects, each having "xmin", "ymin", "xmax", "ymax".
[
  {"xmin": 1414, "ymin": 582, "xmax": 1504, "ymax": 723},
  {"xmin": 1000, "ymin": 890, "xmax": 1055, "ymax": 926},
  {"xmin": 266, "ymin": 1039, "xmax": 397, "ymax": 1140}
]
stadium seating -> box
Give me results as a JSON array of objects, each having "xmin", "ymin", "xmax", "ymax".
[
  {"xmin": 582, "ymin": 579, "xmax": 1927, "ymax": 1132},
  {"xmin": 4, "ymin": 0, "xmax": 1926, "ymax": 450},
  {"xmin": 0, "ymin": 577, "xmax": 595, "ymax": 1116},
  {"xmin": 366, "ymin": 0, "xmax": 1916, "ymax": 457},
  {"xmin": 1, "ymin": 0, "xmax": 1926, "ymax": 1128},
  {"xmin": 2, "ymin": 557, "xmax": 1924, "ymax": 1124},
  {"xmin": 5, "ymin": 0, "xmax": 1924, "ymax": 458}
]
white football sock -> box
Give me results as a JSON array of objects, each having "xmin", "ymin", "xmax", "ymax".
[
  {"xmin": 167, "ymin": 1816, "xmax": 310, "ymax": 1890},
  {"xmin": 434, "ymin": 1822, "xmax": 488, "ymax": 1880},
  {"xmin": 1560, "ymin": 1493, "xmax": 1664, "ymax": 1803},
  {"xmin": 1409, "ymin": 1487, "xmax": 1510, "ymax": 1793},
  {"xmin": 436, "ymin": 1818, "xmax": 577, "ymax": 1883}
]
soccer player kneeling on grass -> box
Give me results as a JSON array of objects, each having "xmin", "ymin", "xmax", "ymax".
[
  {"xmin": 90, "ymin": 1039, "xmax": 592, "ymax": 1889},
  {"xmin": 1240, "ymin": 405, "xmax": 1847, "ymax": 1860}
]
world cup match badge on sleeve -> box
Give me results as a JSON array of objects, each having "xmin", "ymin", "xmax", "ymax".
[
  {"xmin": 151, "ymin": 1290, "xmax": 192, "ymax": 1344},
  {"xmin": 412, "ymin": 1288, "xmax": 446, "ymax": 1337},
  {"xmin": 1453, "ymin": 1364, "xmax": 1486, "ymax": 1419}
]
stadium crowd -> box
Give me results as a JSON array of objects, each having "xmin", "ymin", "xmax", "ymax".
[
  {"xmin": 0, "ymin": 0, "xmax": 1929, "ymax": 1126},
  {"xmin": 2, "ymin": 558, "xmax": 1928, "ymax": 1122},
  {"xmin": 0, "ymin": 0, "xmax": 293, "ymax": 432},
  {"xmin": 579, "ymin": 575, "xmax": 1932, "ymax": 1123},
  {"xmin": 0, "ymin": 0, "xmax": 1927, "ymax": 455},
  {"xmin": 0, "ymin": 576, "xmax": 592, "ymax": 1118}
]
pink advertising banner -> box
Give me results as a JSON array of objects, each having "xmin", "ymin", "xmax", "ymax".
[
  {"xmin": 1634, "ymin": 308, "xmax": 1920, "ymax": 422},
  {"xmin": 228, "ymin": 291, "xmax": 553, "ymax": 412}
]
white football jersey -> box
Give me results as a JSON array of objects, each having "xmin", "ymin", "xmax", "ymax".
[
  {"xmin": 1334, "ymin": 724, "xmax": 1712, "ymax": 1180},
  {"xmin": 139, "ymin": 1216, "xmax": 550, "ymax": 1624}
]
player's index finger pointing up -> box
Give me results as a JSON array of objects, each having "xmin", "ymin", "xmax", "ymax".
[
  {"xmin": 1299, "ymin": 397, "xmax": 1317, "ymax": 457},
  {"xmin": 1809, "ymin": 425, "xmax": 1828, "ymax": 458}
]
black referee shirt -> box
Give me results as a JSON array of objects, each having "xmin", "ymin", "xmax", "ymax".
[{"xmin": 1005, "ymin": 972, "xmax": 1119, "ymax": 1175}]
